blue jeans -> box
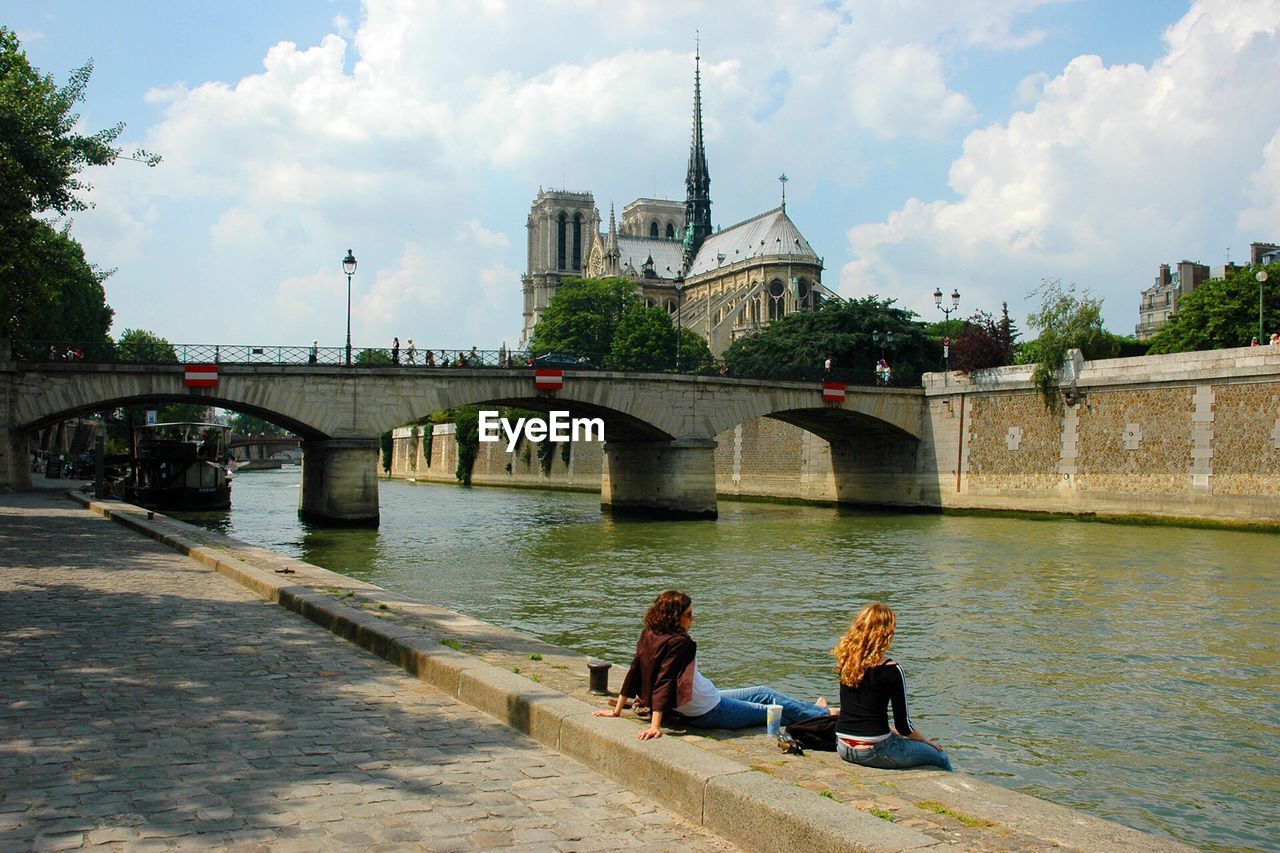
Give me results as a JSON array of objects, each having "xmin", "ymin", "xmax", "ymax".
[
  {"xmin": 836, "ymin": 734, "xmax": 952, "ymax": 771},
  {"xmin": 678, "ymin": 685, "xmax": 828, "ymax": 730}
]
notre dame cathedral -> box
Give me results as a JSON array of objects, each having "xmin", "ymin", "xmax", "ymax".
[{"xmin": 519, "ymin": 50, "xmax": 833, "ymax": 356}]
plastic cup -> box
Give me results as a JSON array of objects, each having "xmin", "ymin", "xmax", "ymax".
[{"xmin": 766, "ymin": 704, "xmax": 783, "ymax": 736}]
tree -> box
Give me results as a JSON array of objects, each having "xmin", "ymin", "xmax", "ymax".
[
  {"xmin": 1146, "ymin": 262, "xmax": 1280, "ymax": 354},
  {"xmin": 228, "ymin": 413, "xmax": 288, "ymax": 436},
  {"xmin": 606, "ymin": 305, "xmax": 673, "ymax": 371},
  {"xmin": 950, "ymin": 303, "xmax": 1018, "ymax": 373},
  {"xmin": 1020, "ymin": 279, "xmax": 1118, "ymax": 412},
  {"xmin": 603, "ymin": 304, "xmax": 716, "ymax": 373},
  {"xmin": 722, "ymin": 295, "xmax": 937, "ymax": 381},
  {"xmin": 355, "ymin": 348, "xmax": 392, "ymax": 365},
  {"xmin": 0, "ymin": 27, "xmax": 158, "ymax": 343},
  {"xmin": 116, "ymin": 328, "xmax": 177, "ymax": 362},
  {"xmin": 1, "ymin": 217, "xmax": 114, "ymax": 345},
  {"xmin": 529, "ymin": 277, "xmax": 640, "ymax": 360},
  {"xmin": 1, "ymin": 27, "xmax": 122, "ymax": 215}
]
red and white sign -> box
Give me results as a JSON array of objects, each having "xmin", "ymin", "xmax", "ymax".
[
  {"xmin": 534, "ymin": 369, "xmax": 563, "ymax": 391},
  {"xmin": 184, "ymin": 364, "xmax": 218, "ymax": 388},
  {"xmin": 822, "ymin": 382, "xmax": 846, "ymax": 402}
]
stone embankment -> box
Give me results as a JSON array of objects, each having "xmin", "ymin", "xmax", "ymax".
[{"xmin": 64, "ymin": 490, "xmax": 1192, "ymax": 852}]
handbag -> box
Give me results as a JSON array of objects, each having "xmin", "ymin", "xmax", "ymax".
[{"xmin": 783, "ymin": 713, "xmax": 838, "ymax": 751}]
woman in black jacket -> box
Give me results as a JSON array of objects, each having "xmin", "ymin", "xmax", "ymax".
[{"xmin": 832, "ymin": 602, "xmax": 952, "ymax": 770}]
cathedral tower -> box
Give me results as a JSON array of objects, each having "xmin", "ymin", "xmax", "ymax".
[{"xmin": 683, "ymin": 46, "xmax": 713, "ymax": 269}]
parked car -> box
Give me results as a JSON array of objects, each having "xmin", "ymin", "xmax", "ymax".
[{"xmin": 530, "ymin": 352, "xmax": 598, "ymax": 370}]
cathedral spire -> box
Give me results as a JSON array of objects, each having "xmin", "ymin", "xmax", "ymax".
[
  {"xmin": 605, "ymin": 203, "xmax": 620, "ymax": 274},
  {"xmin": 683, "ymin": 35, "xmax": 712, "ymax": 269}
]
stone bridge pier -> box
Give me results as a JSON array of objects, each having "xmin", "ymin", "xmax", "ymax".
[
  {"xmin": 298, "ymin": 438, "xmax": 381, "ymax": 526},
  {"xmin": 601, "ymin": 438, "xmax": 718, "ymax": 519}
]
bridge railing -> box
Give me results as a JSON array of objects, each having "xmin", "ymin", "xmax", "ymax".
[{"xmin": 10, "ymin": 341, "xmax": 920, "ymax": 387}]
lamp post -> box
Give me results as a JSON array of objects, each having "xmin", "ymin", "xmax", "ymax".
[
  {"xmin": 342, "ymin": 249, "xmax": 357, "ymax": 366},
  {"xmin": 934, "ymin": 287, "xmax": 960, "ymax": 374},
  {"xmin": 871, "ymin": 329, "xmax": 894, "ymax": 357},
  {"xmin": 674, "ymin": 271, "xmax": 685, "ymax": 372},
  {"xmin": 1258, "ymin": 269, "xmax": 1269, "ymax": 344}
]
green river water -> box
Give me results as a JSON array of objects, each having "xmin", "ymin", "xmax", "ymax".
[{"xmin": 183, "ymin": 468, "xmax": 1279, "ymax": 851}]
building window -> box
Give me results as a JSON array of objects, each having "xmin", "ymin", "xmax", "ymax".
[
  {"xmin": 796, "ymin": 279, "xmax": 811, "ymax": 310},
  {"xmin": 556, "ymin": 212, "xmax": 567, "ymax": 270},
  {"xmin": 666, "ymin": 223, "xmax": 675, "ymax": 239},
  {"xmin": 572, "ymin": 213, "xmax": 582, "ymax": 271},
  {"xmin": 768, "ymin": 280, "xmax": 785, "ymax": 320},
  {"xmin": 650, "ymin": 221, "xmax": 659, "ymax": 238},
  {"xmin": 1165, "ymin": 292, "xmax": 1171, "ymax": 306}
]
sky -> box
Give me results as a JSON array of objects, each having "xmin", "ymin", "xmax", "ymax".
[{"xmin": 6, "ymin": 0, "xmax": 1279, "ymax": 350}]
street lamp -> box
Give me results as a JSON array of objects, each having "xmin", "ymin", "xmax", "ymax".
[
  {"xmin": 1258, "ymin": 269, "xmax": 1269, "ymax": 344},
  {"xmin": 872, "ymin": 329, "xmax": 894, "ymax": 357},
  {"xmin": 342, "ymin": 249, "xmax": 357, "ymax": 366},
  {"xmin": 674, "ymin": 271, "xmax": 686, "ymax": 372},
  {"xmin": 934, "ymin": 287, "xmax": 960, "ymax": 374}
]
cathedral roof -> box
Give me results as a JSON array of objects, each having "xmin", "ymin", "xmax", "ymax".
[
  {"xmin": 686, "ymin": 206, "xmax": 819, "ymax": 277},
  {"xmin": 617, "ymin": 236, "xmax": 683, "ymax": 280}
]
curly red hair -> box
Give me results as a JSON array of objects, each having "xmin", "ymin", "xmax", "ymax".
[{"xmin": 833, "ymin": 602, "xmax": 896, "ymax": 687}]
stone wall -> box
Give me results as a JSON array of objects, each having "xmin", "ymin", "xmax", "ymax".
[{"xmin": 925, "ymin": 346, "xmax": 1280, "ymax": 523}]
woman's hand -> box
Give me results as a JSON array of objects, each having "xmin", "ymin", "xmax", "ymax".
[
  {"xmin": 595, "ymin": 694, "xmax": 627, "ymax": 719},
  {"xmin": 635, "ymin": 709, "xmax": 665, "ymax": 739}
]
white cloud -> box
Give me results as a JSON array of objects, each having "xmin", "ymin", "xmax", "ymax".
[
  {"xmin": 842, "ymin": 0, "xmax": 1280, "ymax": 330},
  {"xmin": 851, "ymin": 44, "xmax": 976, "ymax": 139},
  {"xmin": 1240, "ymin": 127, "xmax": 1280, "ymax": 233},
  {"xmin": 1014, "ymin": 71, "xmax": 1050, "ymax": 106},
  {"xmin": 62, "ymin": 0, "xmax": 1080, "ymax": 346}
]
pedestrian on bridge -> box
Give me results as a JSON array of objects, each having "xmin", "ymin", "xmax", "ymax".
[
  {"xmin": 308, "ymin": 340, "xmax": 318, "ymax": 365},
  {"xmin": 406, "ymin": 339, "xmax": 417, "ymax": 365},
  {"xmin": 392, "ymin": 337, "xmax": 400, "ymax": 365}
]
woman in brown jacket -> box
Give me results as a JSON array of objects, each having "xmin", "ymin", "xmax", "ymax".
[{"xmin": 594, "ymin": 590, "xmax": 833, "ymax": 739}]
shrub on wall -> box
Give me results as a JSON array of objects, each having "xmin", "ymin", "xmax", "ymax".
[
  {"xmin": 454, "ymin": 409, "xmax": 479, "ymax": 484},
  {"xmin": 379, "ymin": 431, "xmax": 392, "ymax": 473},
  {"xmin": 537, "ymin": 439, "xmax": 554, "ymax": 474}
]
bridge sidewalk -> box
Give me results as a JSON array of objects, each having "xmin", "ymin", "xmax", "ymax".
[{"xmin": 0, "ymin": 487, "xmax": 734, "ymax": 851}]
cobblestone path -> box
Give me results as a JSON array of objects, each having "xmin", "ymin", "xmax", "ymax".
[{"xmin": 0, "ymin": 490, "xmax": 734, "ymax": 851}]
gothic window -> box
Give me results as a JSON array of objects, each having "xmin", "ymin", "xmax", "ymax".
[
  {"xmin": 768, "ymin": 280, "xmax": 785, "ymax": 320},
  {"xmin": 572, "ymin": 213, "xmax": 582, "ymax": 271},
  {"xmin": 556, "ymin": 212, "xmax": 567, "ymax": 270},
  {"xmin": 665, "ymin": 299, "xmax": 676, "ymax": 315},
  {"xmin": 650, "ymin": 221, "xmax": 659, "ymax": 238},
  {"xmin": 666, "ymin": 223, "xmax": 676, "ymax": 239},
  {"xmin": 796, "ymin": 279, "xmax": 810, "ymax": 309}
]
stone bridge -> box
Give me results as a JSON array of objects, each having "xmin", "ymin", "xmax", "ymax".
[{"xmin": 1, "ymin": 355, "xmax": 923, "ymax": 524}]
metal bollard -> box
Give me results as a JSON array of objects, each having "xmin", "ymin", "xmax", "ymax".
[{"xmin": 587, "ymin": 660, "xmax": 612, "ymax": 694}]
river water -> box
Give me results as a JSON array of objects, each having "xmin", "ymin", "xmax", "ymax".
[{"xmin": 182, "ymin": 468, "xmax": 1279, "ymax": 851}]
